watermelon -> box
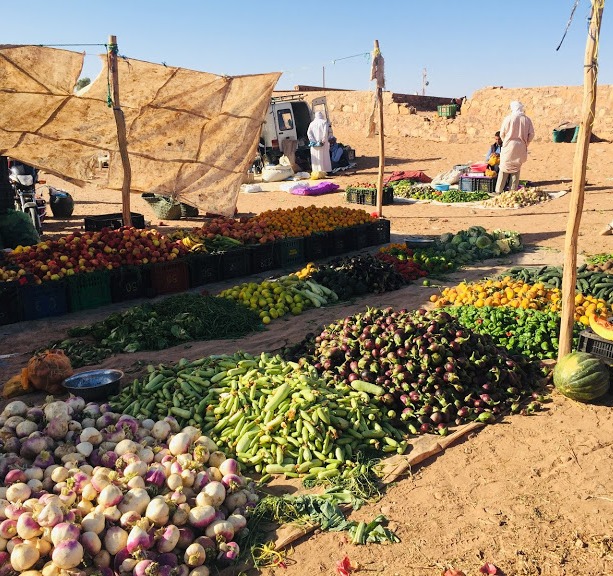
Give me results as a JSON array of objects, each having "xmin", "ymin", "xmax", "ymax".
[{"xmin": 553, "ymin": 351, "xmax": 610, "ymax": 402}]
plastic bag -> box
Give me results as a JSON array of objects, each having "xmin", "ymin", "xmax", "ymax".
[
  {"xmin": 293, "ymin": 172, "xmax": 311, "ymax": 180},
  {"xmin": 26, "ymin": 349, "xmax": 73, "ymax": 394},
  {"xmin": 310, "ymin": 170, "xmax": 328, "ymax": 180},
  {"xmin": 261, "ymin": 164, "xmax": 294, "ymax": 182},
  {"xmin": 432, "ymin": 168, "xmax": 462, "ymax": 185},
  {"xmin": 280, "ymin": 182, "xmax": 309, "ymax": 192},
  {"xmin": 279, "ymin": 155, "xmax": 292, "ymax": 166},
  {"xmin": 241, "ymin": 184, "xmax": 262, "ymax": 193},
  {"xmin": 2, "ymin": 373, "xmax": 30, "ymax": 398}
]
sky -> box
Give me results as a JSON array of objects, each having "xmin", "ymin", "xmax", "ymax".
[{"xmin": 3, "ymin": 0, "xmax": 610, "ymax": 98}]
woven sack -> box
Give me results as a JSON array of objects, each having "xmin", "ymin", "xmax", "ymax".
[{"xmin": 141, "ymin": 193, "xmax": 182, "ymax": 220}]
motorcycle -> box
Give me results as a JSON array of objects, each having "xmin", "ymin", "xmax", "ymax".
[{"xmin": 8, "ymin": 163, "xmax": 46, "ymax": 234}]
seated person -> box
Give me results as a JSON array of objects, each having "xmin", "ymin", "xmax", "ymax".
[
  {"xmin": 329, "ymin": 136, "xmax": 349, "ymax": 170},
  {"xmin": 485, "ymin": 131, "xmax": 502, "ymax": 174}
]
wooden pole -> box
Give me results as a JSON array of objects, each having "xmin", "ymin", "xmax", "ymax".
[
  {"xmin": 108, "ymin": 35, "xmax": 133, "ymax": 227},
  {"xmin": 558, "ymin": 0, "xmax": 604, "ymax": 359},
  {"xmin": 374, "ymin": 40, "xmax": 385, "ymax": 218}
]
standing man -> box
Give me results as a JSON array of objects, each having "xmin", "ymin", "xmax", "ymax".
[
  {"xmin": 307, "ymin": 111, "xmax": 332, "ymax": 174},
  {"xmin": 495, "ymin": 101, "xmax": 535, "ymax": 194}
]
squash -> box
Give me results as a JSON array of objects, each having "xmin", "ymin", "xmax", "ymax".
[
  {"xmin": 588, "ymin": 313, "xmax": 613, "ymax": 342},
  {"xmin": 553, "ymin": 351, "xmax": 610, "ymax": 402}
]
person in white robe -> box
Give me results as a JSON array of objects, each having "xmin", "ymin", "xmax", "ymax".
[
  {"xmin": 307, "ymin": 111, "xmax": 332, "ymax": 173},
  {"xmin": 495, "ymin": 101, "xmax": 535, "ymax": 194}
]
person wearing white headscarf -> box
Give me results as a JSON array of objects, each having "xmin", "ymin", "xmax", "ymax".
[
  {"xmin": 307, "ymin": 111, "xmax": 332, "ymax": 173},
  {"xmin": 495, "ymin": 101, "xmax": 535, "ymax": 194}
]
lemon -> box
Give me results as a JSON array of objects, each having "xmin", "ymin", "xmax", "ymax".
[{"xmin": 262, "ymin": 316, "xmax": 271, "ymax": 324}]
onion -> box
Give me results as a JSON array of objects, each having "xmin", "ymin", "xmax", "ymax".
[
  {"xmin": 51, "ymin": 522, "xmax": 80, "ymax": 545},
  {"xmin": 104, "ymin": 526, "xmax": 128, "ymax": 555},
  {"xmin": 10, "ymin": 542, "xmax": 40, "ymax": 571},
  {"xmin": 81, "ymin": 531, "xmax": 102, "ymax": 556},
  {"xmin": 51, "ymin": 540, "xmax": 83, "ymax": 569},
  {"xmin": 184, "ymin": 543, "xmax": 206, "ymax": 567}
]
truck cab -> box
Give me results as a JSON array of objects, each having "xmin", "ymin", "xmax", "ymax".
[{"xmin": 258, "ymin": 94, "xmax": 331, "ymax": 172}]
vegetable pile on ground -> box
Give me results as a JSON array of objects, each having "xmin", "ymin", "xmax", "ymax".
[
  {"xmin": 431, "ymin": 277, "xmax": 611, "ymax": 325},
  {"xmin": 585, "ymin": 253, "xmax": 613, "ymax": 273},
  {"xmin": 310, "ymin": 254, "xmax": 406, "ymax": 299},
  {"xmin": 481, "ymin": 186, "xmax": 550, "ymax": 208},
  {"xmin": 446, "ymin": 306, "xmax": 582, "ymax": 360},
  {"xmin": 0, "ymin": 397, "xmax": 256, "ymax": 575},
  {"xmin": 375, "ymin": 244, "xmax": 428, "ymax": 282},
  {"xmin": 110, "ymin": 352, "xmax": 408, "ymax": 480},
  {"xmin": 286, "ymin": 307, "xmax": 541, "ymax": 435},
  {"xmin": 390, "ymin": 181, "xmax": 490, "ymax": 203},
  {"xmin": 218, "ymin": 275, "xmax": 337, "ymax": 324},
  {"xmin": 45, "ymin": 294, "xmax": 262, "ymax": 368},
  {"xmin": 503, "ymin": 264, "xmax": 613, "ymax": 305}
]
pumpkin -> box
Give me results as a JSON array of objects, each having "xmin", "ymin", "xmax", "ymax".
[
  {"xmin": 588, "ymin": 313, "xmax": 613, "ymax": 342},
  {"xmin": 553, "ymin": 351, "xmax": 610, "ymax": 402}
]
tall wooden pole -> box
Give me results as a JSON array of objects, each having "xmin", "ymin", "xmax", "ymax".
[
  {"xmin": 108, "ymin": 35, "xmax": 133, "ymax": 227},
  {"xmin": 558, "ymin": 0, "xmax": 604, "ymax": 359},
  {"xmin": 374, "ymin": 40, "xmax": 385, "ymax": 218}
]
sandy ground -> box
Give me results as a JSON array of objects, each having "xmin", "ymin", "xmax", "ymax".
[{"xmin": 2, "ymin": 132, "xmax": 613, "ymax": 575}]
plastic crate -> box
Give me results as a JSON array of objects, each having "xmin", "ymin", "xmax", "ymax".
[
  {"xmin": 459, "ymin": 176, "xmax": 496, "ymax": 193},
  {"xmin": 110, "ymin": 266, "xmax": 147, "ymax": 303},
  {"xmin": 577, "ymin": 330, "xmax": 613, "ymax": 365},
  {"xmin": 0, "ymin": 282, "xmax": 23, "ymax": 326},
  {"xmin": 84, "ymin": 212, "xmax": 145, "ymax": 232},
  {"xmin": 21, "ymin": 280, "xmax": 68, "ymax": 321},
  {"xmin": 248, "ymin": 242, "xmax": 278, "ymax": 274},
  {"xmin": 345, "ymin": 186, "xmax": 394, "ymax": 206},
  {"xmin": 149, "ymin": 260, "xmax": 190, "ymax": 296},
  {"xmin": 188, "ymin": 253, "xmax": 221, "ymax": 287},
  {"xmin": 275, "ymin": 237, "xmax": 305, "ymax": 268},
  {"xmin": 352, "ymin": 223, "xmax": 371, "ymax": 250},
  {"xmin": 221, "ymin": 248, "xmax": 251, "ymax": 280},
  {"xmin": 329, "ymin": 228, "xmax": 351, "ymax": 256},
  {"xmin": 366, "ymin": 219, "xmax": 391, "ymax": 246},
  {"xmin": 304, "ymin": 232, "xmax": 329, "ymax": 261},
  {"xmin": 67, "ymin": 270, "xmax": 112, "ymax": 312},
  {"xmin": 437, "ymin": 104, "xmax": 458, "ymax": 118}
]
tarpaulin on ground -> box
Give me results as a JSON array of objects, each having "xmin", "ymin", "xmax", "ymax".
[
  {"xmin": 0, "ymin": 45, "xmax": 280, "ymax": 217},
  {"xmin": 385, "ymin": 170, "xmax": 432, "ymax": 184}
]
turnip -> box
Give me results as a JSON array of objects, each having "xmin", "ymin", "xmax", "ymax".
[
  {"xmin": 184, "ymin": 543, "xmax": 206, "ymax": 567},
  {"xmin": 187, "ymin": 506, "xmax": 216, "ymax": 529},
  {"xmin": 168, "ymin": 432, "xmax": 192, "ymax": 456},
  {"xmin": 51, "ymin": 540, "xmax": 83, "ymax": 569},
  {"xmin": 4, "ymin": 401, "xmax": 28, "ymax": 418},
  {"xmin": 104, "ymin": 526, "xmax": 128, "ymax": 555},
  {"xmin": 10, "ymin": 542, "xmax": 40, "ymax": 571},
  {"xmin": 145, "ymin": 497, "xmax": 169, "ymax": 526},
  {"xmin": 81, "ymin": 531, "xmax": 102, "ymax": 556}
]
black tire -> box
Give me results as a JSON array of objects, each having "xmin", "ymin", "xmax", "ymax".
[{"xmin": 27, "ymin": 206, "xmax": 42, "ymax": 234}]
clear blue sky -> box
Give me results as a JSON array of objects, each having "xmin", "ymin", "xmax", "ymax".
[{"xmin": 4, "ymin": 0, "xmax": 610, "ymax": 98}]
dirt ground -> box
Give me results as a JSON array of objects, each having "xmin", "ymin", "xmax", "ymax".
[{"xmin": 1, "ymin": 131, "xmax": 613, "ymax": 576}]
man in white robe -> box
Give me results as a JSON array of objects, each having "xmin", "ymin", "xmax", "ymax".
[
  {"xmin": 495, "ymin": 101, "xmax": 535, "ymax": 194},
  {"xmin": 307, "ymin": 111, "xmax": 332, "ymax": 173}
]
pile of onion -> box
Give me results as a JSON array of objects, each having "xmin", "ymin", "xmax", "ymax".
[{"xmin": 0, "ymin": 398, "xmax": 256, "ymax": 576}]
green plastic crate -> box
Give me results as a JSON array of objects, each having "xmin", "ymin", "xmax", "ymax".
[
  {"xmin": 68, "ymin": 270, "xmax": 111, "ymax": 312},
  {"xmin": 437, "ymin": 104, "xmax": 458, "ymax": 118}
]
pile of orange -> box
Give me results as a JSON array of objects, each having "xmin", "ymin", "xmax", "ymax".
[
  {"xmin": 431, "ymin": 277, "xmax": 610, "ymax": 325},
  {"xmin": 255, "ymin": 205, "xmax": 374, "ymax": 238}
]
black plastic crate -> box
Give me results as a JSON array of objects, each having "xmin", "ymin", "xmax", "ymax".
[
  {"xmin": 366, "ymin": 219, "xmax": 391, "ymax": 246},
  {"xmin": 188, "ymin": 253, "xmax": 222, "ymax": 287},
  {"xmin": 150, "ymin": 260, "xmax": 190, "ymax": 295},
  {"xmin": 459, "ymin": 176, "xmax": 496, "ymax": 193},
  {"xmin": 111, "ymin": 266, "xmax": 147, "ymax": 303},
  {"xmin": 304, "ymin": 232, "xmax": 329, "ymax": 261},
  {"xmin": 248, "ymin": 243, "xmax": 278, "ymax": 274},
  {"xmin": 21, "ymin": 280, "xmax": 68, "ymax": 321},
  {"xmin": 0, "ymin": 282, "xmax": 23, "ymax": 326},
  {"xmin": 577, "ymin": 329, "xmax": 613, "ymax": 365},
  {"xmin": 275, "ymin": 237, "xmax": 305, "ymax": 269},
  {"xmin": 84, "ymin": 212, "xmax": 145, "ymax": 232},
  {"xmin": 345, "ymin": 186, "xmax": 394, "ymax": 206},
  {"xmin": 329, "ymin": 228, "xmax": 351, "ymax": 256},
  {"xmin": 221, "ymin": 248, "xmax": 251, "ymax": 280},
  {"xmin": 351, "ymin": 223, "xmax": 371, "ymax": 250}
]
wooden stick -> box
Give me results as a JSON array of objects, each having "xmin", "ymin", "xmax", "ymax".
[
  {"xmin": 108, "ymin": 34, "xmax": 133, "ymax": 228},
  {"xmin": 558, "ymin": 1, "xmax": 604, "ymax": 358},
  {"xmin": 374, "ymin": 40, "xmax": 385, "ymax": 217}
]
